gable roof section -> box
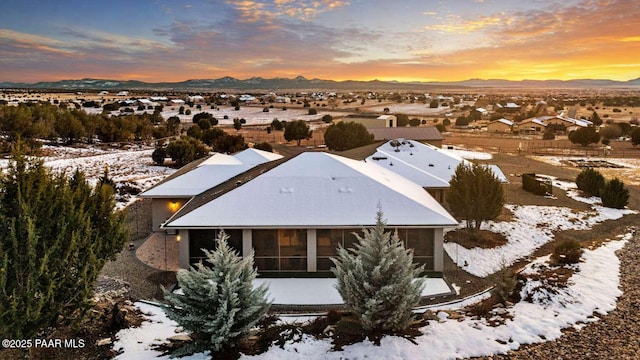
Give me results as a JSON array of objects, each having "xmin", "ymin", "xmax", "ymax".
[
  {"xmin": 165, "ymin": 152, "xmax": 458, "ymax": 228},
  {"xmin": 234, "ymin": 148, "xmax": 283, "ymax": 164},
  {"xmin": 140, "ymin": 148, "xmax": 283, "ymax": 198},
  {"xmin": 366, "ymin": 140, "xmax": 465, "ymax": 188},
  {"xmin": 490, "ymin": 118, "xmax": 514, "ymax": 126}
]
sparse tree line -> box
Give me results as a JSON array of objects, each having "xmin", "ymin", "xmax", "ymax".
[{"xmin": 0, "ymin": 103, "xmax": 173, "ymax": 150}]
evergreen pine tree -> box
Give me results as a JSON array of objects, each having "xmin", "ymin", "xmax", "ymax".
[
  {"xmin": 600, "ymin": 178, "xmax": 629, "ymax": 209},
  {"xmin": 575, "ymin": 168, "xmax": 605, "ymax": 197},
  {"xmin": 163, "ymin": 231, "xmax": 270, "ymax": 356},
  {"xmin": 0, "ymin": 145, "xmax": 127, "ymax": 339},
  {"xmin": 331, "ymin": 210, "xmax": 424, "ymax": 332},
  {"xmin": 447, "ymin": 163, "xmax": 504, "ymax": 235}
]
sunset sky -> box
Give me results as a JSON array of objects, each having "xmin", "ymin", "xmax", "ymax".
[{"xmin": 1, "ymin": 0, "xmax": 638, "ymax": 83}]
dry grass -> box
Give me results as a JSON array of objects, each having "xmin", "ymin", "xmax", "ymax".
[{"xmin": 445, "ymin": 229, "xmax": 509, "ymax": 249}]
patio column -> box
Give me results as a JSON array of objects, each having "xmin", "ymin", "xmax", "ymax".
[
  {"xmin": 178, "ymin": 229, "xmax": 189, "ymax": 269},
  {"xmin": 307, "ymin": 229, "xmax": 317, "ymax": 272},
  {"xmin": 433, "ymin": 228, "xmax": 444, "ymax": 272},
  {"xmin": 242, "ymin": 229, "xmax": 252, "ymax": 259}
]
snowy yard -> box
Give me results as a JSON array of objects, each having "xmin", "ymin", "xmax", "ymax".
[
  {"xmin": 84, "ymin": 105, "xmax": 345, "ymax": 126},
  {"xmin": 0, "ymin": 145, "xmax": 176, "ymax": 210},
  {"xmin": 532, "ymin": 156, "xmax": 640, "ymax": 186}
]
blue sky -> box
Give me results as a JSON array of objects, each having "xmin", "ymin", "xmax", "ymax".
[{"xmin": 1, "ymin": 0, "xmax": 638, "ymax": 82}]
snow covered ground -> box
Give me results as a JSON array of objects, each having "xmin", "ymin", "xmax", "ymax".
[
  {"xmin": 531, "ymin": 156, "xmax": 640, "ymax": 186},
  {"xmin": 254, "ymin": 278, "xmax": 452, "ymax": 305},
  {"xmin": 363, "ymin": 103, "xmax": 453, "ymax": 116},
  {"xmin": 0, "ymin": 145, "xmax": 175, "ymax": 210},
  {"xmin": 84, "ymin": 105, "xmax": 345, "ymax": 126}
]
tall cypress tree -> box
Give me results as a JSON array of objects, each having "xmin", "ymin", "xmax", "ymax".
[
  {"xmin": 0, "ymin": 144, "xmax": 127, "ymax": 339},
  {"xmin": 163, "ymin": 231, "xmax": 270, "ymax": 356},
  {"xmin": 331, "ymin": 210, "xmax": 425, "ymax": 332}
]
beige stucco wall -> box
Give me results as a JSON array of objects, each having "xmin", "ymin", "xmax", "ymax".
[
  {"xmin": 151, "ymin": 197, "xmax": 189, "ymax": 230},
  {"xmin": 346, "ymin": 115, "xmax": 397, "ymax": 128},
  {"xmin": 487, "ymin": 122, "xmax": 512, "ymax": 132}
]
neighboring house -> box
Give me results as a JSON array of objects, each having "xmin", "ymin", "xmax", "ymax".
[
  {"xmin": 344, "ymin": 114, "xmax": 397, "ymax": 128},
  {"xmin": 367, "ymin": 127, "xmax": 444, "ymax": 147},
  {"xmin": 544, "ymin": 115, "xmax": 592, "ymax": 132},
  {"xmin": 170, "ymin": 99, "xmax": 185, "ymax": 106},
  {"xmin": 487, "ymin": 118, "xmax": 514, "ymax": 133},
  {"xmin": 274, "ymin": 96, "xmax": 291, "ymax": 103},
  {"xmin": 188, "ymin": 95, "xmax": 205, "ymax": 103},
  {"xmin": 239, "ymin": 94, "xmax": 257, "ymax": 103},
  {"xmin": 162, "ymin": 152, "xmax": 459, "ymax": 274},
  {"xmin": 365, "ymin": 139, "xmax": 507, "ymax": 204},
  {"xmin": 150, "ymin": 96, "xmax": 169, "ymax": 102},
  {"xmin": 139, "ymin": 148, "xmax": 283, "ymax": 230},
  {"xmin": 519, "ymin": 114, "xmax": 591, "ymax": 133},
  {"xmin": 474, "ymin": 108, "xmax": 489, "ymax": 119},
  {"xmin": 518, "ymin": 118, "xmax": 547, "ymax": 133}
]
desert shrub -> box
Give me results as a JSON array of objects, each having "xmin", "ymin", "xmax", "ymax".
[
  {"xmin": 166, "ymin": 136, "xmax": 209, "ymax": 167},
  {"xmin": 197, "ymin": 118, "xmax": 211, "ymax": 130},
  {"xmin": 522, "ymin": 173, "xmax": 552, "ymax": 196},
  {"xmin": 324, "ymin": 122, "xmax": 374, "ymax": 151},
  {"xmin": 551, "ymin": 239, "xmax": 583, "ymax": 264},
  {"xmin": 186, "ymin": 125, "xmax": 202, "ymax": 139},
  {"xmin": 575, "ymin": 168, "xmax": 605, "ymax": 197},
  {"xmin": 600, "ymin": 178, "xmax": 629, "ymax": 209},
  {"xmin": 631, "ymin": 127, "xmax": 640, "ymax": 146},
  {"xmin": 568, "ymin": 127, "xmax": 600, "ymax": 146},
  {"xmin": 542, "ymin": 130, "xmax": 555, "ymax": 140},
  {"xmin": 491, "ymin": 263, "xmax": 517, "ymax": 305},
  {"xmin": 253, "ymin": 142, "xmax": 273, "ymax": 152},
  {"xmin": 308, "ymin": 108, "xmax": 318, "ymax": 115},
  {"xmin": 151, "ymin": 147, "xmax": 166, "ymax": 165}
]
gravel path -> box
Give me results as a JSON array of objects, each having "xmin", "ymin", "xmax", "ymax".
[
  {"xmin": 98, "ymin": 199, "xmax": 175, "ymax": 301},
  {"xmin": 482, "ymin": 229, "xmax": 640, "ymax": 359}
]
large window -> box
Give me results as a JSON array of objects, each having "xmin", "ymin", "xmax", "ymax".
[
  {"xmin": 315, "ymin": 228, "xmax": 435, "ymax": 271},
  {"xmin": 316, "ymin": 229, "xmax": 362, "ymax": 271},
  {"xmin": 189, "ymin": 229, "xmax": 243, "ymax": 265},
  {"xmin": 253, "ymin": 229, "xmax": 307, "ymax": 271},
  {"xmin": 397, "ymin": 228, "xmax": 435, "ymax": 270}
]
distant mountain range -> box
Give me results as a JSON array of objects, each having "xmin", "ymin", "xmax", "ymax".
[{"xmin": 1, "ymin": 76, "xmax": 639, "ymax": 91}]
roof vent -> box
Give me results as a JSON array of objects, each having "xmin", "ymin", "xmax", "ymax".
[
  {"xmin": 339, "ymin": 187, "xmax": 353, "ymax": 193},
  {"xmin": 428, "ymin": 163, "xmax": 434, "ymax": 167},
  {"xmin": 280, "ymin": 187, "xmax": 294, "ymax": 193}
]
